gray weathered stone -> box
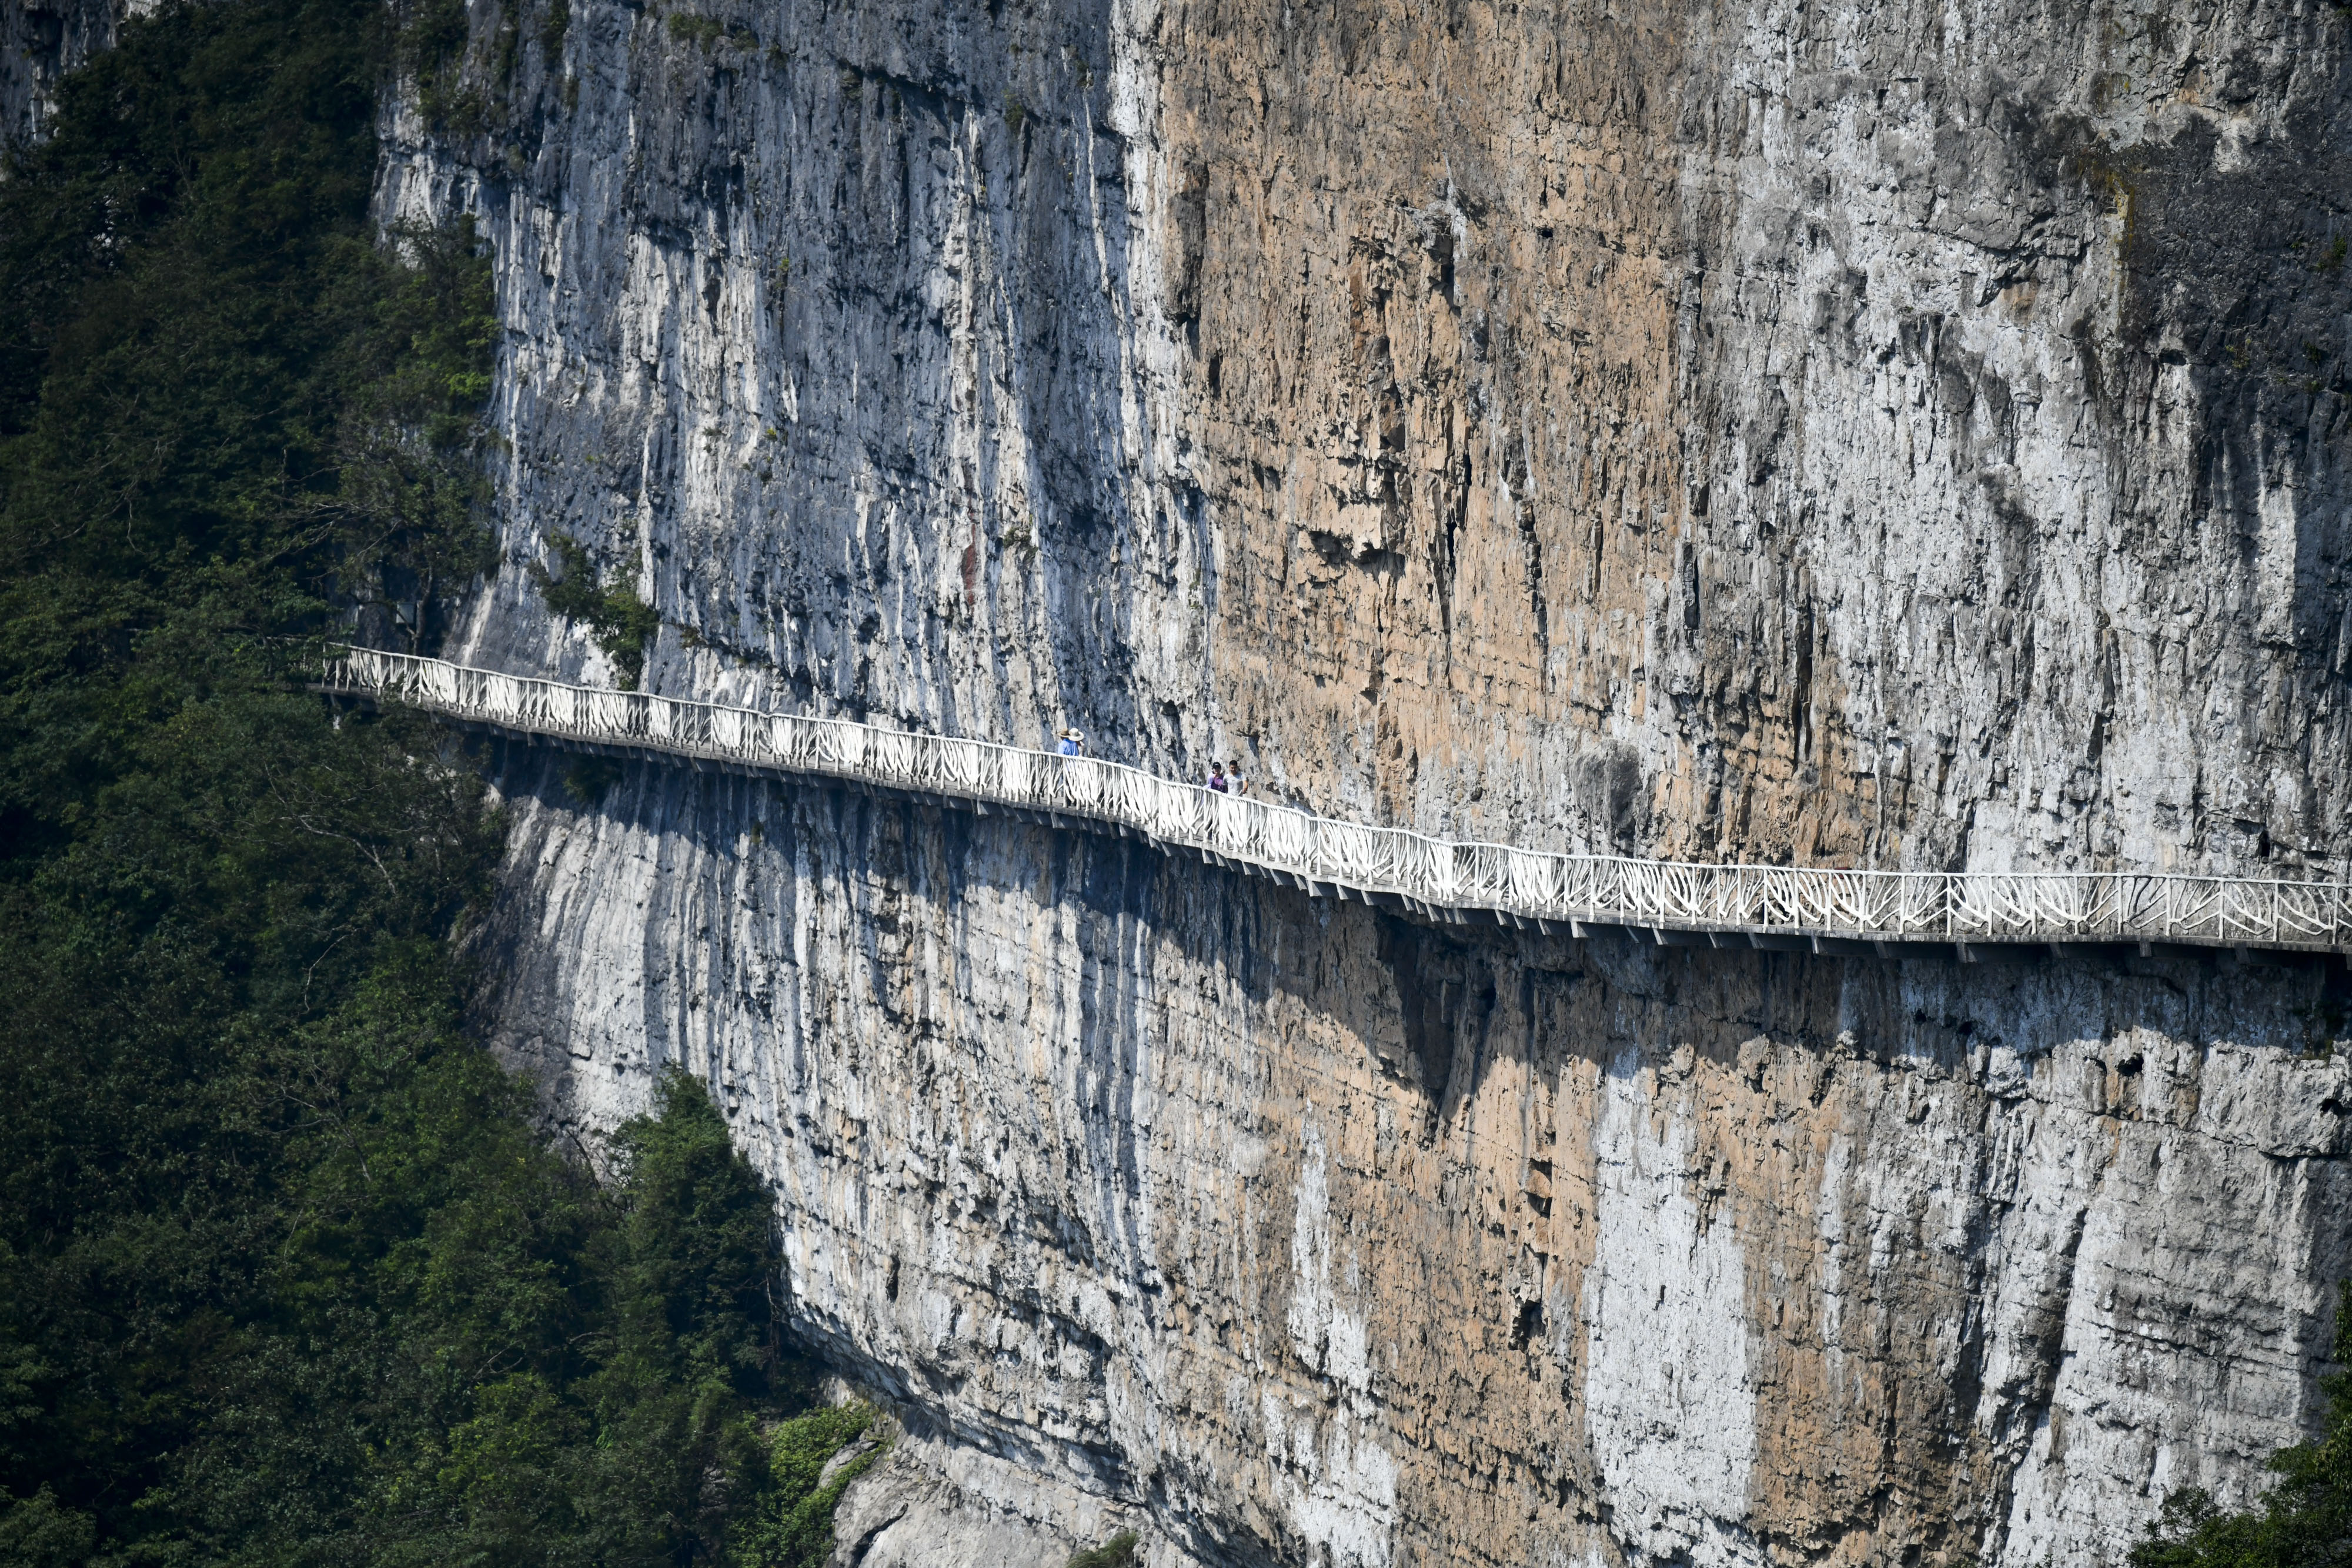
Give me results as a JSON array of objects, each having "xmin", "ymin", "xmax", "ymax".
[
  {"xmin": 388, "ymin": 0, "xmax": 2352, "ymax": 876},
  {"xmin": 2, "ymin": 0, "xmax": 133, "ymax": 150}
]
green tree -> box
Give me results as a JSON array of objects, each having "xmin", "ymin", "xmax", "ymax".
[{"xmin": 733, "ymin": 1405, "xmax": 888, "ymax": 1568}]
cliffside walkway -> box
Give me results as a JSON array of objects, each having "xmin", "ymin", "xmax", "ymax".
[{"xmin": 329, "ymin": 647, "xmax": 2351, "ymax": 961}]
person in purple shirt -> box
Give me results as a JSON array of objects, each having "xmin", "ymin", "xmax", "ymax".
[{"xmin": 1208, "ymin": 761, "xmax": 1228, "ymax": 793}]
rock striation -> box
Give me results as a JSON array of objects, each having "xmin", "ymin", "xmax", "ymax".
[{"xmin": 358, "ymin": 0, "xmax": 2352, "ymax": 1560}]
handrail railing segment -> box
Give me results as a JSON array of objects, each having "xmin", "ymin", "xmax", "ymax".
[{"xmin": 323, "ymin": 648, "xmax": 2352, "ymax": 956}]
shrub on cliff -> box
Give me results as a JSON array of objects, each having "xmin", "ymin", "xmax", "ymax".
[
  {"xmin": 2134, "ymin": 1284, "xmax": 2352, "ymax": 1568},
  {"xmin": 532, "ymin": 532, "xmax": 663, "ymax": 687},
  {"xmin": 733, "ymin": 1404, "xmax": 888, "ymax": 1568},
  {"xmin": 1068, "ymin": 1529, "xmax": 1142, "ymax": 1568}
]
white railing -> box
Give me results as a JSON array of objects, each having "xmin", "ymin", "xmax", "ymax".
[{"xmin": 323, "ymin": 647, "xmax": 2352, "ymax": 954}]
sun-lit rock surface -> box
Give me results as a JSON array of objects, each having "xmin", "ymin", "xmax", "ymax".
[{"xmin": 386, "ymin": 0, "xmax": 2352, "ymax": 876}]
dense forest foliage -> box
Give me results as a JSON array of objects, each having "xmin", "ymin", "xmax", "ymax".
[{"xmin": 0, "ymin": 1, "xmax": 870, "ymax": 1563}]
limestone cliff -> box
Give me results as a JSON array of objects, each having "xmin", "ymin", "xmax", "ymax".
[
  {"xmin": 477, "ymin": 751, "xmax": 2352, "ymax": 1568},
  {"xmin": 362, "ymin": 0, "xmax": 2352, "ymax": 1562}
]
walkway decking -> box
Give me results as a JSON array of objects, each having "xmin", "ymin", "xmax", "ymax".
[{"xmin": 327, "ymin": 647, "xmax": 2351, "ymax": 962}]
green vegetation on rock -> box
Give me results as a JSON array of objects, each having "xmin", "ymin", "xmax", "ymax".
[
  {"xmin": 1067, "ymin": 1529, "xmax": 1142, "ymax": 1568},
  {"xmin": 533, "ymin": 533, "xmax": 663, "ymax": 687},
  {"xmin": 2132, "ymin": 1286, "xmax": 2352, "ymax": 1568},
  {"xmin": 733, "ymin": 1405, "xmax": 888, "ymax": 1568},
  {"xmin": 666, "ymin": 12, "xmax": 726, "ymax": 49}
]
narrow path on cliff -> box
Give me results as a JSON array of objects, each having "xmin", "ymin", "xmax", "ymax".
[{"xmin": 328, "ymin": 647, "xmax": 2350, "ymax": 961}]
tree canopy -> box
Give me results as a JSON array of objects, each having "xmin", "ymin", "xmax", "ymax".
[{"xmin": 0, "ymin": 2, "xmax": 869, "ymax": 1562}]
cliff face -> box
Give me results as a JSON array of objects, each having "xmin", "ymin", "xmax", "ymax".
[
  {"xmin": 389, "ymin": 0, "xmax": 2352, "ymax": 876},
  {"xmin": 370, "ymin": 0, "xmax": 2352, "ymax": 1560},
  {"xmin": 477, "ymin": 751, "xmax": 2352, "ymax": 1568}
]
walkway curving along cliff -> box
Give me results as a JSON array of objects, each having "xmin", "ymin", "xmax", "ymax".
[{"xmin": 328, "ymin": 647, "xmax": 2351, "ymax": 961}]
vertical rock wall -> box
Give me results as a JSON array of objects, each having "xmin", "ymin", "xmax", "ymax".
[
  {"xmin": 476, "ymin": 751, "xmax": 2352, "ymax": 1568},
  {"xmin": 1154, "ymin": 0, "xmax": 2352, "ymax": 874},
  {"xmin": 389, "ymin": 0, "xmax": 2352, "ymax": 874},
  {"xmin": 382, "ymin": 0, "xmax": 1188, "ymax": 743}
]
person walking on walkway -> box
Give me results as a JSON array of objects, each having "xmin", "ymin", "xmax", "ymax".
[
  {"xmin": 1208, "ymin": 761, "xmax": 1228, "ymax": 793},
  {"xmin": 1058, "ymin": 728, "xmax": 1084, "ymax": 757}
]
